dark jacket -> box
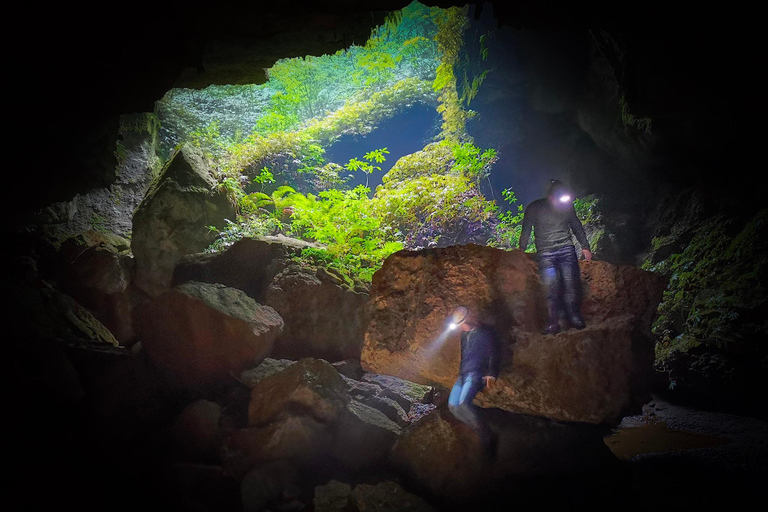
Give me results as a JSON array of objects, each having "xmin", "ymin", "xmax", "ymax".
[
  {"xmin": 459, "ymin": 324, "xmax": 500, "ymax": 378},
  {"xmin": 518, "ymin": 197, "xmax": 590, "ymax": 253}
]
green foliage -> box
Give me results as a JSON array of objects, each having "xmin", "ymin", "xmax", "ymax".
[
  {"xmin": 252, "ymin": 167, "xmax": 275, "ymax": 192},
  {"xmin": 372, "ymin": 173, "xmax": 494, "ymax": 248},
  {"xmin": 647, "ymin": 209, "xmax": 768, "ymax": 364},
  {"xmin": 450, "ymin": 141, "xmax": 498, "ymax": 186},
  {"xmin": 246, "ymin": 185, "xmax": 297, "ymax": 220},
  {"xmin": 488, "ymin": 187, "xmax": 529, "ymax": 250},
  {"xmin": 288, "ymin": 185, "xmax": 404, "ymax": 282},
  {"xmin": 345, "ymin": 148, "xmax": 390, "ymax": 187},
  {"xmin": 573, "ymin": 196, "xmax": 601, "ymax": 224}
]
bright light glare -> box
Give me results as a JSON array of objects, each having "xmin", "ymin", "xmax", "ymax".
[
  {"xmin": 559, "ymin": 194, "xmax": 571, "ymax": 203},
  {"xmin": 449, "ymin": 323, "xmax": 457, "ymax": 330}
]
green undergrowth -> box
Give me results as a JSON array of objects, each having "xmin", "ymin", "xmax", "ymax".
[{"xmin": 645, "ymin": 208, "xmax": 768, "ymax": 365}]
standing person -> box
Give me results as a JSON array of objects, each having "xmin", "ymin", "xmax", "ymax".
[
  {"xmin": 519, "ymin": 179, "xmax": 592, "ymax": 334},
  {"xmin": 447, "ymin": 306, "xmax": 499, "ymax": 454}
]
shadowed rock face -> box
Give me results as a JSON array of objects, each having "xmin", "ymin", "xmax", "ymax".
[
  {"xmin": 131, "ymin": 144, "xmax": 235, "ymax": 297},
  {"xmin": 133, "ymin": 281, "xmax": 283, "ymax": 387},
  {"xmin": 175, "ymin": 237, "xmax": 370, "ymax": 362},
  {"xmin": 362, "ymin": 243, "xmax": 667, "ymax": 424}
]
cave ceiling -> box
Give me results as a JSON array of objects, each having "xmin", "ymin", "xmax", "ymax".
[{"xmin": 8, "ymin": 0, "xmax": 759, "ymax": 225}]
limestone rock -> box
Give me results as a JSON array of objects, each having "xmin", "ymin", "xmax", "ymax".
[
  {"xmin": 173, "ymin": 236, "xmax": 311, "ymax": 301},
  {"xmin": 341, "ymin": 375, "xmax": 410, "ymax": 427},
  {"xmin": 361, "ymin": 244, "xmax": 666, "ymax": 424},
  {"xmin": 247, "ymin": 358, "xmax": 348, "ymax": 427},
  {"xmin": 7, "ymin": 274, "xmax": 119, "ymax": 348},
  {"xmin": 170, "ymin": 399, "xmax": 223, "ymax": 464},
  {"xmin": 239, "ymin": 357, "xmax": 296, "ymax": 388},
  {"xmin": 226, "ymin": 415, "xmax": 333, "ymax": 472},
  {"xmin": 389, "ymin": 406, "xmax": 620, "ymax": 508},
  {"xmin": 133, "ymin": 281, "xmax": 283, "ymax": 387},
  {"xmin": 265, "ymin": 265, "xmax": 369, "ymax": 361},
  {"xmin": 174, "ymin": 236, "xmax": 368, "ymax": 361},
  {"xmin": 56, "ymin": 231, "xmax": 141, "ymax": 343},
  {"xmin": 331, "ymin": 399, "xmax": 401, "ymax": 471},
  {"xmin": 314, "ymin": 480, "xmax": 353, "ymax": 512},
  {"xmin": 131, "ymin": 144, "xmax": 235, "ymax": 297}
]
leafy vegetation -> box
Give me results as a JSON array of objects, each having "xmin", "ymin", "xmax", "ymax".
[
  {"xmin": 158, "ymin": 2, "xmax": 532, "ymax": 283},
  {"xmin": 644, "ymin": 209, "xmax": 768, "ymax": 365}
]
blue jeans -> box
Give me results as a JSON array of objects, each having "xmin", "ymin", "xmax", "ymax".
[
  {"xmin": 448, "ymin": 373, "xmax": 486, "ymax": 435},
  {"xmin": 538, "ymin": 245, "xmax": 583, "ymax": 324}
]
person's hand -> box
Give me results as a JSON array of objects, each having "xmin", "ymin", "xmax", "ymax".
[
  {"xmin": 582, "ymin": 249, "xmax": 592, "ymax": 261},
  {"xmin": 483, "ymin": 376, "xmax": 496, "ymax": 389}
]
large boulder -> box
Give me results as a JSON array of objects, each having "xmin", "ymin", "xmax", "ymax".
[
  {"xmin": 172, "ymin": 236, "xmax": 313, "ymax": 301},
  {"xmin": 133, "ymin": 281, "xmax": 283, "ymax": 387},
  {"xmin": 174, "ymin": 237, "xmax": 369, "ymax": 361},
  {"xmin": 361, "ymin": 244, "xmax": 666, "ymax": 424},
  {"xmin": 247, "ymin": 358, "xmax": 348, "ymax": 427},
  {"xmin": 265, "ymin": 266, "xmax": 369, "ymax": 361},
  {"xmin": 389, "ymin": 406, "xmax": 622, "ymax": 509},
  {"xmin": 55, "ymin": 231, "xmax": 143, "ymax": 343},
  {"xmin": 6, "ymin": 257, "xmax": 120, "ymax": 348},
  {"xmin": 131, "ymin": 144, "xmax": 235, "ymax": 297}
]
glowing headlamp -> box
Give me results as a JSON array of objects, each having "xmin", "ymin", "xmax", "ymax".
[
  {"xmin": 448, "ymin": 306, "xmax": 469, "ymax": 330},
  {"xmin": 559, "ymin": 194, "xmax": 571, "ymax": 203}
]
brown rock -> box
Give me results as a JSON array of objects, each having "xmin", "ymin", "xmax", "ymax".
[
  {"xmin": 361, "ymin": 244, "xmax": 666, "ymax": 424},
  {"xmin": 174, "ymin": 237, "xmax": 369, "ymax": 362},
  {"xmin": 133, "ymin": 281, "xmax": 283, "ymax": 387},
  {"xmin": 265, "ymin": 266, "xmax": 369, "ymax": 361},
  {"xmin": 171, "ymin": 399, "xmax": 223, "ymax": 463},
  {"xmin": 348, "ymin": 481, "xmax": 438, "ymax": 512},
  {"xmin": 172, "ymin": 236, "xmax": 313, "ymax": 301},
  {"xmin": 247, "ymin": 358, "xmax": 348, "ymax": 427},
  {"xmin": 226, "ymin": 415, "xmax": 333, "ymax": 472},
  {"xmin": 331, "ymin": 399, "xmax": 401, "ymax": 471},
  {"xmin": 389, "ymin": 406, "xmax": 620, "ymax": 507},
  {"xmin": 57, "ymin": 233, "xmax": 142, "ymax": 343},
  {"xmin": 314, "ymin": 480, "xmax": 353, "ymax": 512}
]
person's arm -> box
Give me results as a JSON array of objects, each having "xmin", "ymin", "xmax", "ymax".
[
  {"xmin": 518, "ymin": 204, "xmax": 533, "ymax": 251},
  {"xmin": 567, "ymin": 205, "xmax": 592, "ymax": 260}
]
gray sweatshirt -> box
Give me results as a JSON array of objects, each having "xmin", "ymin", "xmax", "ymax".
[{"xmin": 518, "ymin": 198, "xmax": 590, "ymax": 253}]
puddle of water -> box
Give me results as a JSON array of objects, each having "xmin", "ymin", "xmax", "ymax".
[{"xmin": 604, "ymin": 420, "xmax": 731, "ymax": 460}]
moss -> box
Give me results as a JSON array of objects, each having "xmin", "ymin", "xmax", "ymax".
[{"xmin": 649, "ymin": 208, "xmax": 768, "ymax": 363}]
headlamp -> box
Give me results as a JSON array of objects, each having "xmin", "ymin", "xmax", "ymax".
[
  {"xmin": 449, "ymin": 306, "xmax": 469, "ymax": 329},
  {"xmin": 559, "ymin": 194, "xmax": 571, "ymax": 203}
]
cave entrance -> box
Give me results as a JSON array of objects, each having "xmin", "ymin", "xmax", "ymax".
[{"xmin": 323, "ymin": 104, "xmax": 440, "ymax": 193}]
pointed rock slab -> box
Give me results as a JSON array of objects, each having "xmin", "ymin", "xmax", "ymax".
[
  {"xmin": 361, "ymin": 244, "xmax": 666, "ymax": 424},
  {"xmin": 133, "ymin": 281, "xmax": 283, "ymax": 387},
  {"xmin": 131, "ymin": 144, "xmax": 235, "ymax": 297}
]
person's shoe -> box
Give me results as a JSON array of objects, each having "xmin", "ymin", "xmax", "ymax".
[
  {"xmin": 567, "ymin": 313, "xmax": 586, "ymax": 330},
  {"xmin": 543, "ymin": 321, "xmax": 561, "ymax": 335}
]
